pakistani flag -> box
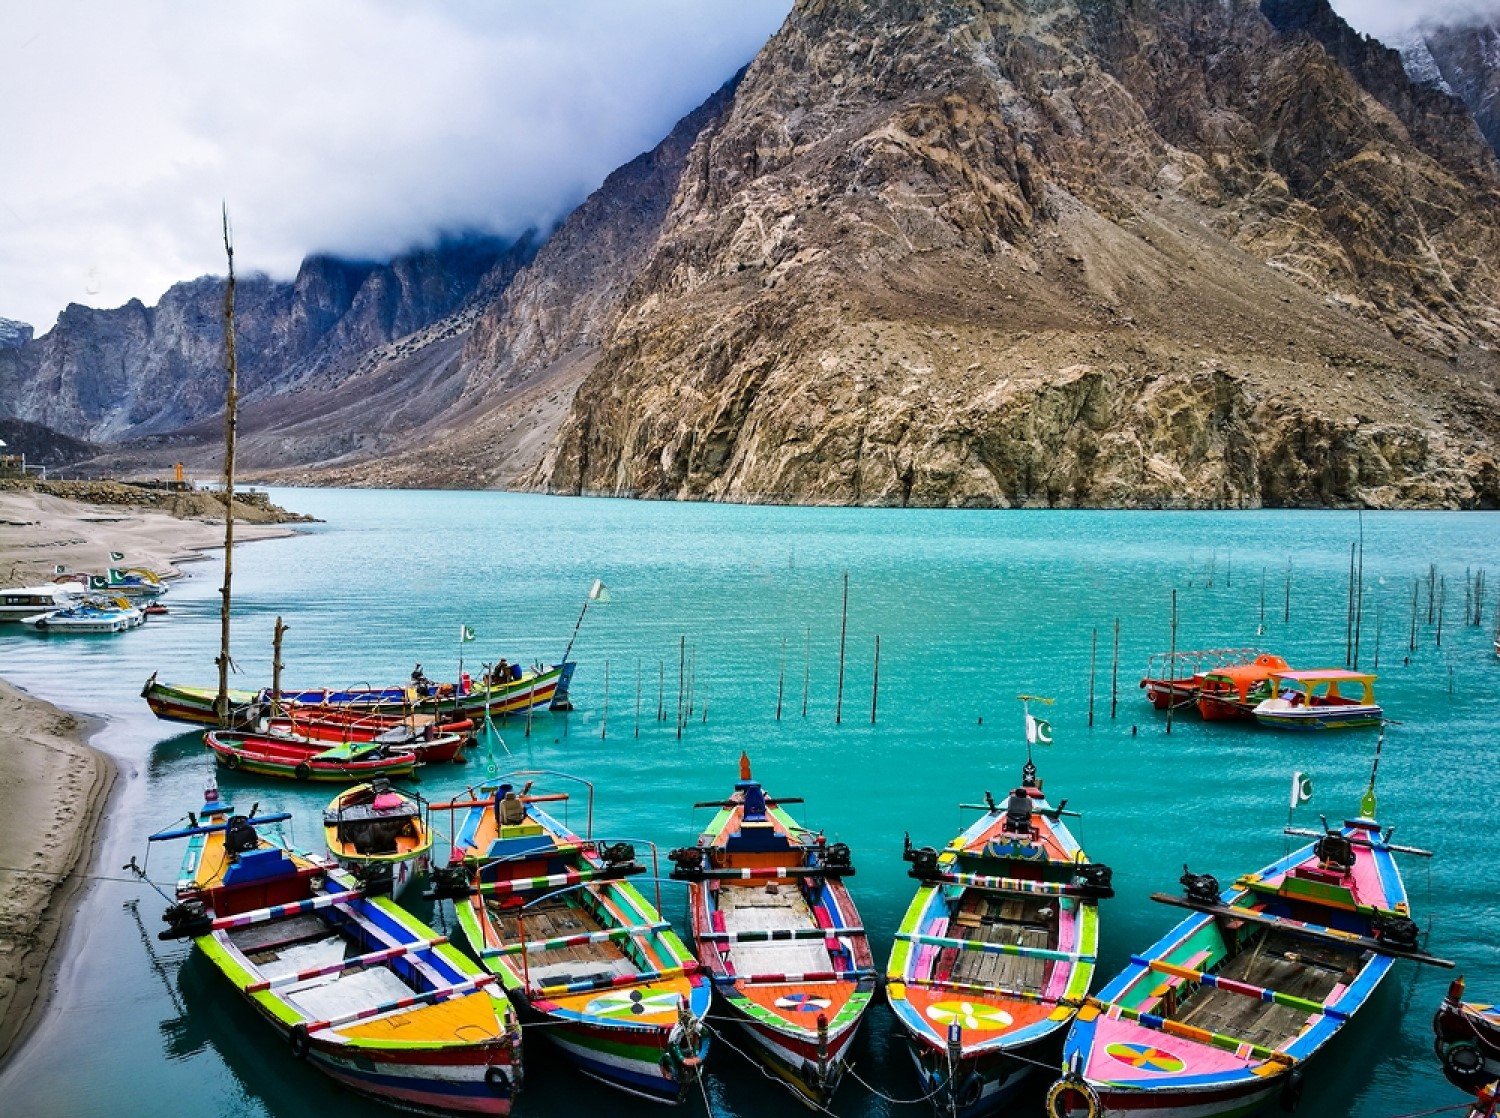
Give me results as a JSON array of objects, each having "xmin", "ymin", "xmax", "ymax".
[
  {"xmin": 108, "ymin": 567, "xmax": 125, "ymax": 581},
  {"xmin": 1025, "ymin": 712, "xmax": 1053, "ymax": 746},
  {"xmin": 460, "ymin": 624, "xmax": 476, "ymax": 643},
  {"xmin": 1290, "ymin": 771, "xmax": 1313, "ymax": 810},
  {"xmin": 89, "ymin": 574, "xmax": 108, "ymax": 590},
  {"xmin": 110, "ymin": 551, "xmax": 125, "ymax": 562},
  {"xmin": 53, "ymin": 564, "xmax": 66, "ymax": 575},
  {"xmin": 588, "ymin": 578, "xmax": 611, "ymax": 603}
]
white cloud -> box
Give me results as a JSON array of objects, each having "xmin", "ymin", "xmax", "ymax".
[
  {"xmin": 0, "ymin": 0, "xmax": 791, "ymax": 331},
  {"xmin": 1333, "ymin": 0, "xmax": 1500, "ymax": 41}
]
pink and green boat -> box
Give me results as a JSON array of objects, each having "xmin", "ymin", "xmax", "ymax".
[{"xmin": 1047, "ymin": 793, "xmax": 1450, "ymax": 1118}]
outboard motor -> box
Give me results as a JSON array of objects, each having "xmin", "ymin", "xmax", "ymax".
[
  {"xmin": 825, "ymin": 842, "xmax": 852, "ymax": 869},
  {"xmin": 426, "ymin": 863, "xmax": 474, "ymax": 901},
  {"xmin": 1314, "ymin": 831, "xmax": 1355, "ymax": 874},
  {"xmin": 159, "ymin": 899, "xmax": 212, "ymax": 940},
  {"xmin": 1003, "ymin": 791, "xmax": 1034, "ymax": 836},
  {"xmin": 224, "ymin": 815, "xmax": 258, "ymax": 858},
  {"xmin": 668, "ymin": 846, "xmax": 705, "ymax": 876},
  {"xmin": 1181, "ymin": 866, "xmax": 1221, "ymax": 906},
  {"xmin": 599, "ymin": 842, "xmax": 636, "ymax": 868},
  {"xmin": 1372, "ymin": 913, "xmax": 1421, "ymax": 953},
  {"xmin": 1076, "ymin": 862, "xmax": 1115, "ymax": 898}
]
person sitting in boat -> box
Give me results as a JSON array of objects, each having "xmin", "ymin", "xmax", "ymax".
[{"xmin": 494, "ymin": 658, "xmax": 509, "ymax": 686}]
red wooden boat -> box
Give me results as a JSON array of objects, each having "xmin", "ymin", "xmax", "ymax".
[
  {"xmin": 1195, "ymin": 654, "xmax": 1291, "ymax": 721},
  {"xmin": 1140, "ymin": 649, "xmax": 1277, "ymax": 716},
  {"xmin": 205, "ymin": 731, "xmax": 418, "ymax": 782},
  {"xmin": 1436, "ymin": 977, "xmax": 1500, "ymax": 1098},
  {"xmin": 265, "ymin": 707, "xmax": 472, "ymax": 763}
]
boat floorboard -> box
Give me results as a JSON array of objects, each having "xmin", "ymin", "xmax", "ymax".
[
  {"xmin": 948, "ymin": 893, "xmax": 1054, "ymax": 993},
  {"xmin": 1175, "ymin": 930, "xmax": 1357, "ymax": 1047},
  {"xmin": 490, "ymin": 897, "xmax": 636, "ymax": 985},
  {"xmin": 230, "ymin": 913, "xmax": 329, "ymax": 955},
  {"xmin": 720, "ymin": 883, "xmax": 831, "ymax": 975}
]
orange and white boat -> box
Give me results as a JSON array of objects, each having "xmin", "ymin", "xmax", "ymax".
[{"xmin": 1195, "ymin": 653, "xmax": 1292, "ymax": 721}]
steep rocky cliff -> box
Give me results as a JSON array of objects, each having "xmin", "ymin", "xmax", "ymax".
[
  {"xmin": 1402, "ymin": 19, "xmax": 1500, "ymax": 157},
  {"xmin": 530, "ymin": 0, "xmax": 1500, "ymax": 508},
  {"xmin": 0, "ymin": 235, "xmax": 527, "ymax": 443}
]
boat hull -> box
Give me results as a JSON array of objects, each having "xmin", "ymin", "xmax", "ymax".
[
  {"xmin": 302, "ymin": 1029, "xmax": 519, "ymax": 1116},
  {"xmin": 1253, "ymin": 705, "xmax": 1383, "ymax": 731},
  {"xmin": 519, "ymin": 1002, "xmax": 706, "ymax": 1105},
  {"xmin": 1142, "ymin": 680, "xmax": 1197, "ymax": 711},
  {"xmin": 1049, "ymin": 1077, "xmax": 1277, "ymax": 1118},
  {"xmin": 716, "ymin": 993, "xmax": 864, "ymax": 1107},
  {"xmin": 1195, "ymin": 694, "xmax": 1254, "ymax": 722},
  {"xmin": 905, "ymin": 1033, "xmax": 1049, "ymax": 1118},
  {"xmin": 329, "ymin": 850, "xmax": 428, "ymax": 900}
]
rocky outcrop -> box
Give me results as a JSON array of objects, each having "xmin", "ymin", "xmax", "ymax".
[
  {"xmin": 0, "ymin": 235, "xmax": 530, "ymax": 443},
  {"xmin": 532, "ymin": 0, "xmax": 1500, "ymax": 508},
  {"xmin": 0, "ymin": 418, "xmax": 97, "ymax": 467},
  {"xmin": 1401, "ymin": 19, "xmax": 1500, "ymax": 158},
  {"xmin": 0, "ymin": 319, "xmax": 31, "ymax": 349}
]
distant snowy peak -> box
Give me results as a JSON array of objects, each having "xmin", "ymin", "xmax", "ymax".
[
  {"xmin": 1400, "ymin": 20, "xmax": 1500, "ymax": 156},
  {"xmin": 0, "ymin": 317, "xmax": 33, "ymax": 349}
]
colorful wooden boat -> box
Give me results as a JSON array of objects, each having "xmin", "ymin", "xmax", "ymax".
[
  {"xmin": 671, "ymin": 755, "xmax": 875, "ymax": 1107},
  {"xmin": 1435, "ymin": 977, "xmax": 1500, "ymax": 1097},
  {"xmin": 1253, "ymin": 669, "xmax": 1383, "ymax": 731},
  {"xmin": 147, "ymin": 786, "xmax": 522, "ymax": 1113},
  {"xmin": 206, "ymin": 730, "xmax": 418, "ymax": 782},
  {"xmin": 1140, "ymin": 650, "xmax": 1267, "ymax": 713},
  {"xmin": 433, "ymin": 774, "xmax": 711, "ymax": 1104},
  {"xmin": 1047, "ymin": 787, "xmax": 1450, "ymax": 1118},
  {"xmin": 324, "ymin": 781, "xmax": 433, "ymax": 900},
  {"xmin": 888, "ymin": 702, "xmax": 1114, "ymax": 1117},
  {"xmin": 143, "ymin": 662, "xmax": 575, "ymax": 727},
  {"xmin": 264, "ymin": 716, "xmax": 470, "ymax": 766},
  {"xmin": 91, "ymin": 566, "xmax": 168, "ymax": 600},
  {"xmin": 267, "ymin": 706, "xmax": 476, "ymax": 753},
  {"xmin": 1195, "ymin": 654, "xmax": 1291, "ymax": 722}
]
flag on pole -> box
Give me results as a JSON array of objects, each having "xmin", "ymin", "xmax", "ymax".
[
  {"xmin": 1025, "ymin": 712, "xmax": 1053, "ymax": 746},
  {"xmin": 108, "ymin": 567, "xmax": 124, "ymax": 582},
  {"xmin": 588, "ymin": 579, "xmax": 611, "ymax": 603},
  {"xmin": 89, "ymin": 574, "xmax": 108, "ymax": 590},
  {"xmin": 110, "ymin": 551, "xmax": 125, "ymax": 562},
  {"xmin": 460, "ymin": 625, "xmax": 476, "ymax": 643},
  {"xmin": 53, "ymin": 564, "xmax": 66, "ymax": 574},
  {"xmin": 1290, "ymin": 771, "xmax": 1313, "ymax": 810}
]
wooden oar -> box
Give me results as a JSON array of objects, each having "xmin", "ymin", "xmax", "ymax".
[
  {"xmin": 700, "ymin": 927, "xmax": 865, "ymax": 943},
  {"xmin": 211, "ymin": 889, "xmax": 364, "ymax": 930},
  {"xmin": 480, "ymin": 921, "xmax": 670, "ymax": 957},
  {"xmin": 693, "ymin": 797, "xmax": 805, "ymax": 808},
  {"xmin": 149, "ymin": 812, "xmax": 292, "ymax": 841},
  {"xmin": 911, "ymin": 869, "xmax": 1092, "ymax": 897},
  {"xmin": 722, "ymin": 968, "xmax": 877, "ymax": 986},
  {"xmin": 531, "ymin": 962, "xmax": 700, "ymax": 997},
  {"xmin": 477, "ymin": 865, "xmax": 641, "ymax": 894},
  {"xmin": 1135, "ymin": 958, "xmax": 1345, "ymax": 1019},
  {"xmin": 1086, "ymin": 998, "xmax": 1295, "ymax": 1066},
  {"xmin": 671, "ymin": 865, "xmax": 853, "ymax": 881},
  {"xmin": 1149, "ymin": 893, "xmax": 1455, "ymax": 967}
]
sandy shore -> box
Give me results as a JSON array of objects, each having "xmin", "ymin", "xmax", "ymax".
[
  {"xmin": 0, "ymin": 679, "xmax": 114, "ymax": 1061},
  {"xmin": 0, "ymin": 487, "xmax": 299, "ymax": 586}
]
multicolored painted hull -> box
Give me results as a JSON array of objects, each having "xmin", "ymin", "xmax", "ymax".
[
  {"xmin": 527, "ymin": 1008, "xmax": 710, "ymax": 1104},
  {"xmin": 206, "ymin": 731, "xmax": 418, "ymax": 782},
  {"xmin": 1252, "ymin": 704, "xmax": 1383, "ymax": 731},
  {"xmin": 1050, "ymin": 815, "xmax": 1414, "ymax": 1118},
  {"xmin": 144, "ymin": 664, "xmax": 575, "ymax": 727}
]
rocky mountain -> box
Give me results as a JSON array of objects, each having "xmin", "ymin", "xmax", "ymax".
[
  {"xmin": 1401, "ymin": 19, "xmax": 1500, "ymax": 157},
  {"xmin": 0, "ymin": 318, "xmax": 32, "ymax": 349},
  {"xmin": 0, "ymin": 235, "xmax": 530, "ymax": 444},
  {"xmin": 524, "ymin": 0, "xmax": 1500, "ymax": 508},
  {"xmin": 0, "ymin": 418, "xmax": 96, "ymax": 467}
]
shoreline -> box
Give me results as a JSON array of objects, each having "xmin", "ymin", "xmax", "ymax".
[{"xmin": 0, "ymin": 679, "xmax": 116, "ymax": 1063}]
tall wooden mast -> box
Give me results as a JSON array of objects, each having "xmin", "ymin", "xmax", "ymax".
[{"xmin": 215, "ymin": 207, "xmax": 239, "ymax": 726}]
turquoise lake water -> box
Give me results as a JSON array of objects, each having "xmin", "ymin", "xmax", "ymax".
[{"xmin": 0, "ymin": 490, "xmax": 1496, "ymax": 1118}]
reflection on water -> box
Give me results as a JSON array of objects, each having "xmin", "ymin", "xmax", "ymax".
[{"xmin": 0, "ymin": 491, "xmax": 1496, "ymax": 1117}]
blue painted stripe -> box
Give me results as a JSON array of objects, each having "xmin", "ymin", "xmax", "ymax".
[{"xmin": 312, "ymin": 1056, "xmax": 502, "ymax": 1099}]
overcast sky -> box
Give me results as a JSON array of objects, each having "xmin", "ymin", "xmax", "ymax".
[{"xmin": 1, "ymin": 0, "xmax": 1496, "ymax": 333}]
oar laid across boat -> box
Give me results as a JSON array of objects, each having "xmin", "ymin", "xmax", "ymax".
[
  {"xmin": 145, "ymin": 785, "xmax": 522, "ymax": 1114},
  {"xmin": 671, "ymin": 753, "xmax": 875, "ymax": 1108},
  {"xmin": 887, "ymin": 697, "xmax": 1114, "ymax": 1117},
  {"xmin": 430, "ymin": 773, "xmax": 711, "ymax": 1104},
  {"xmin": 1047, "ymin": 733, "xmax": 1450, "ymax": 1118},
  {"xmin": 265, "ymin": 705, "xmax": 476, "ymax": 760}
]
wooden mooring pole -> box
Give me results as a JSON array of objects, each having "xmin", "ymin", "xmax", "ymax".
[
  {"xmin": 1110, "ymin": 618, "xmax": 1120, "ymax": 720},
  {"xmin": 776, "ymin": 637, "xmax": 785, "ymax": 721},
  {"xmin": 835, "ymin": 572, "xmax": 848, "ymax": 725},
  {"xmin": 1166, "ymin": 590, "xmax": 1178, "ymax": 736},
  {"xmin": 1088, "ymin": 627, "xmax": 1098, "ymax": 728},
  {"xmin": 871, "ymin": 635, "xmax": 881, "ymax": 725}
]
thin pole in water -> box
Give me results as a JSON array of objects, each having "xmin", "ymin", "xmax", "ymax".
[
  {"xmin": 215, "ymin": 206, "xmax": 239, "ymax": 728},
  {"xmin": 835, "ymin": 572, "xmax": 848, "ymax": 725},
  {"xmin": 1436, "ymin": 579, "xmax": 1446, "ymax": 648},
  {"xmin": 634, "ymin": 659, "xmax": 642, "ymax": 739},
  {"xmin": 1428, "ymin": 564, "xmax": 1437, "ymax": 624},
  {"xmin": 1345, "ymin": 542, "xmax": 1356, "ymax": 669},
  {"xmin": 1284, "ymin": 560, "xmax": 1292, "ymax": 625},
  {"xmin": 1110, "ymin": 618, "xmax": 1120, "ymax": 720},
  {"xmin": 600, "ymin": 660, "xmax": 609, "ymax": 740},
  {"xmin": 1166, "ymin": 590, "xmax": 1178, "ymax": 736},
  {"xmin": 271, "ymin": 616, "xmax": 287, "ymax": 717},
  {"xmin": 677, "ymin": 635, "xmax": 685, "ymax": 740},
  {"xmin": 1373, "ymin": 602, "xmax": 1382, "ymax": 670},
  {"xmin": 658, "ymin": 661, "xmax": 665, "ymax": 723},
  {"xmin": 1259, "ymin": 567, "xmax": 1266, "ymax": 633},
  {"xmin": 1352, "ymin": 517, "xmax": 1365, "ymax": 669},
  {"xmin": 871, "ymin": 635, "xmax": 881, "ymax": 725},
  {"xmin": 776, "ymin": 638, "xmax": 785, "ymax": 721},
  {"xmin": 1409, "ymin": 579, "xmax": 1419, "ymax": 653},
  {"xmin": 802, "ymin": 627, "xmax": 810, "ymax": 718},
  {"xmin": 1088, "ymin": 627, "xmax": 1098, "ymax": 728}
]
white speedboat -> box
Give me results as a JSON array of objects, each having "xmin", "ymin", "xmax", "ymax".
[
  {"xmin": 0, "ymin": 584, "xmax": 84, "ymax": 622},
  {"xmin": 22, "ymin": 597, "xmax": 144, "ymax": 633}
]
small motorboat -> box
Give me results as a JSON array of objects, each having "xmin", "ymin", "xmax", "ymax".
[
  {"xmin": 265, "ymin": 706, "xmax": 473, "ymax": 763},
  {"xmin": 22, "ymin": 596, "xmax": 144, "ymax": 633},
  {"xmin": 147, "ymin": 785, "xmax": 521, "ymax": 1113},
  {"xmin": 673, "ymin": 754, "xmax": 875, "ymax": 1107},
  {"xmin": 1139, "ymin": 649, "xmax": 1267, "ymax": 714},
  {"xmin": 205, "ymin": 731, "xmax": 417, "ymax": 782},
  {"xmin": 91, "ymin": 566, "xmax": 168, "ymax": 600},
  {"xmin": 1253, "ymin": 669, "xmax": 1383, "ymax": 730},
  {"xmin": 143, "ymin": 602, "xmax": 169, "ymax": 617},
  {"xmin": 1195, "ymin": 654, "xmax": 1291, "ymax": 721},
  {"xmin": 324, "ymin": 780, "xmax": 432, "ymax": 900}
]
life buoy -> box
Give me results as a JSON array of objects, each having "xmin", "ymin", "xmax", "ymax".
[
  {"xmin": 294, "ymin": 762, "xmax": 313, "ymax": 781},
  {"xmin": 1441, "ymin": 1040, "xmax": 1491, "ymax": 1092},
  {"xmin": 224, "ymin": 752, "xmax": 241, "ymax": 770},
  {"xmin": 484, "ymin": 1065, "xmax": 512, "ymax": 1098},
  {"xmin": 1045, "ymin": 1075, "xmax": 1100, "ymax": 1118},
  {"xmin": 288, "ymin": 1025, "xmax": 310, "ymax": 1060}
]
